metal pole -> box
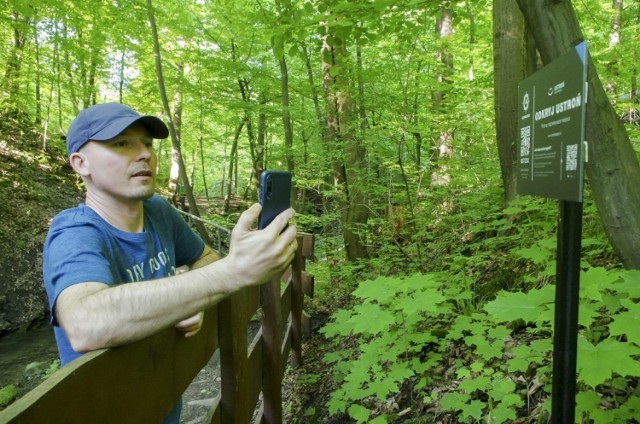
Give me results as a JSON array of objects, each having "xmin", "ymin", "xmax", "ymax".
[{"xmin": 551, "ymin": 200, "xmax": 583, "ymax": 423}]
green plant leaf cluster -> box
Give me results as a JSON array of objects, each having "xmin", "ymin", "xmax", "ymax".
[{"xmin": 320, "ymin": 258, "xmax": 640, "ymax": 422}]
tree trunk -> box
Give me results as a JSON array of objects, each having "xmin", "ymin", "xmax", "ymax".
[
  {"xmin": 321, "ymin": 19, "xmax": 369, "ymax": 261},
  {"xmin": 146, "ymin": 0, "xmax": 211, "ymax": 245},
  {"xmin": 33, "ymin": 18, "xmax": 42, "ymax": 126},
  {"xmin": 430, "ymin": 5, "xmax": 454, "ymax": 188},
  {"xmin": 224, "ymin": 119, "xmax": 244, "ymax": 214},
  {"xmin": 277, "ymin": 55, "xmax": 297, "ymax": 208},
  {"xmin": 492, "ymin": 0, "xmax": 533, "ymax": 206},
  {"xmin": 2, "ymin": 10, "xmax": 29, "ymax": 112},
  {"xmin": 517, "ymin": 0, "xmax": 640, "ymax": 269},
  {"xmin": 197, "ymin": 84, "xmax": 209, "ymax": 201},
  {"xmin": 254, "ymin": 92, "xmax": 267, "ymax": 193},
  {"xmin": 605, "ymin": 0, "xmax": 623, "ymax": 94},
  {"xmin": 168, "ymin": 64, "xmax": 185, "ymax": 201}
]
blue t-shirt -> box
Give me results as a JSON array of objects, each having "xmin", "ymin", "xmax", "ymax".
[{"xmin": 43, "ymin": 194, "xmax": 205, "ymax": 365}]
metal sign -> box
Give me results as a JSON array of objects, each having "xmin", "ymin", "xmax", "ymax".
[{"xmin": 517, "ymin": 41, "xmax": 588, "ymax": 202}]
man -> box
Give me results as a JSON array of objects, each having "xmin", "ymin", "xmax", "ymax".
[{"xmin": 43, "ymin": 102, "xmax": 297, "ymax": 422}]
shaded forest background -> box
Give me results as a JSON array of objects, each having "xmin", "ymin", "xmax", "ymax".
[{"xmin": 1, "ymin": 0, "xmax": 640, "ymax": 422}]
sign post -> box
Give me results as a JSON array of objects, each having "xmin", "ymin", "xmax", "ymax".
[{"xmin": 517, "ymin": 41, "xmax": 589, "ymax": 424}]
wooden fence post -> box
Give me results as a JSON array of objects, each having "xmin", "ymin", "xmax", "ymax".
[
  {"xmin": 261, "ymin": 276, "xmax": 284, "ymax": 424},
  {"xmin": 290, "ymin": 235, "xmax": 305, "ymax": 366},
  {"xmin": 218, "ymin": 287, "xmax": 260, "ymax": 423}
]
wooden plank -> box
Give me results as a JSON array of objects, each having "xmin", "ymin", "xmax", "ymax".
[
  {"xmin": 302, "ymin": 310, "xmax": 313, "ymax": 338},
  {"xmin": 260, "ymin": 277, "xmax": 283, "ymax": 424},
  {"xmin": 247, "ymin": 329, "xmax": 264, "ymax": 409},
  {"xmin": 244, "ymin": 284, "xmax": 260, "ymax": 322},
  {"xmin": 290, "ymin": 237, "xmax": 304, "ymax": 367},
  {"xmin": 302, "ymin": 272, "xmax": 315, "ymax": 298},
  {"xmin": 219, "ymin": 288, "xmax": 255, "ymax": 423},
  {"xmin": 280, "ymin": 321, "xmax": 293, "ymax": 377},
  {"xmin": 280, "ymin": 279, "xmax": 292, "ymax": 324},
  {"xmin": 301, "ymin": 233, "xmax": 315, "ymax": 261},
  {"xmin": 0, "ymin": 305, "xmax": 219, "ymax": 424}
]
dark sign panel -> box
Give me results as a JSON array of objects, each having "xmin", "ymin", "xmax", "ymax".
[{"xmin": 517, "ymin": 41, "xmax": 588, "ymax": 202}]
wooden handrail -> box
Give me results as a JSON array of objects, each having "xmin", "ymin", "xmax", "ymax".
[{"xmin": 0, "ymin": 234, "xmax": 314, "ymax": 424}]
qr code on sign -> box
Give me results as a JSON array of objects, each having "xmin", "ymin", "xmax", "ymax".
[
  {"xmin": 520, "ymin": 126, "xmax": 530, "ymax": 157},
  {"xmin": 566, "ymin": 144, "xmax": 578, "ymax": 171}
]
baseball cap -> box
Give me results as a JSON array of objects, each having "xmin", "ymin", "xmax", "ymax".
[{"xmin": 66, "ymin": 103, "xmax": 169, "ymax": 155}]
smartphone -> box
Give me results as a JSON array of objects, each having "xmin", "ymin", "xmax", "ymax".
[{"xmin": 258, "ymin": 170, "xmax": 292, "ymax": 229}]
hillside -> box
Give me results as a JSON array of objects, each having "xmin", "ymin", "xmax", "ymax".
[{"xmin": 0, "ymin": 114, "xmax": 83, "ymax": 335}]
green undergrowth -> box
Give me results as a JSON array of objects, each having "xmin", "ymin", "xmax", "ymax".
[
  {"xmin": 314, "ymin": 194, "xmax": 639, "ymax": 423},
  {"xmin": 320, "ymin": 267, "xmax": 640, "ymax": 423}
]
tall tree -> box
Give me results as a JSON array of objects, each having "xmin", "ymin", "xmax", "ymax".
[
  {"xmin": 492, "ymin": 0, "xmax": 535, "ymax": 206},
  {"xmin": 517, "ymin": 0, "xmax": 640, "ymax": 269},
  {"xmin": 1, "ymin": 8, "xmax": 30, "ymax": 112},
  {"xmin": 430, "ymin": 4, "xmax": 454, "ymax": 188},
  {"xmin": 146, "ymin": 0, "xmax": 210, "ymax": 244},
  {"xmin": 321, "ymin": 12, "xmax": 369, "ymax": 261}
]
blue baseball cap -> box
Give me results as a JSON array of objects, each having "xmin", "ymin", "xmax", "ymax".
[{"xmin": 66, "ymin": 103, "xmax": 169, "ymax": 155}]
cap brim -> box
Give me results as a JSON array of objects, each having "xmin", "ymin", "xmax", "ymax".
[{"xmin": 91, "ymin": 115, "xmax": 169, "ymax": 141}]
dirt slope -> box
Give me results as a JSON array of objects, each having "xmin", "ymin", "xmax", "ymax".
[{"xmin": 0, "ymin": 114, "xmax": 82, "ymax": 335}]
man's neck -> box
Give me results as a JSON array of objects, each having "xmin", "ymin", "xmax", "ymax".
[{"xmin": 85, "ymin": 192, "xmax": 145, "ymax": 233}]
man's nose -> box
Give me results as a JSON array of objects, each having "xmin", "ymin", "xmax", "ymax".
[{"xmin": 135, "ymin": 141, "xmax": 153, "ymax": 160}]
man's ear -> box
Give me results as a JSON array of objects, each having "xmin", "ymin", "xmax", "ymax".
[{"xmin": 69, "ymin": 152, "xmax": 90, "ymax": 176}]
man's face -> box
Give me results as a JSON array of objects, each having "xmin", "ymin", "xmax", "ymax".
[{"xmin": 76, "ymin": 122, "xmax": 158, "ymax": 203}]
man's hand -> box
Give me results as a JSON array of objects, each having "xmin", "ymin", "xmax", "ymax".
[
  {"xmin": 223, "ymin": 204, "xmax": 297, "ymax": 288},
  {"xmin": 174, "ymin": 311, "xmax": 204, "ymax": 338}
]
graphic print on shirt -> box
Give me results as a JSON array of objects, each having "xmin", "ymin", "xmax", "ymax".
[{"xmin": 124, "ymin": 247, "xmax": 176, "ymax": 282}]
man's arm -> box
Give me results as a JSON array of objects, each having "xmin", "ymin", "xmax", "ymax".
[
  {"xmin": 55, "ymin": 204, "xmax": 297, "ymax": 353},
  {"xmin": 174, "ymin": 244, "xmax": 221, "ymax": 337}
]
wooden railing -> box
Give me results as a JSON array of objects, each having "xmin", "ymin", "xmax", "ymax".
[{"xmin": 0, "ymin": 234, "xmax": 315, "ymax": 424}]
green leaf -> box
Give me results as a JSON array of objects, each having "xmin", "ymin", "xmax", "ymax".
[
  {"xmin": 460, "ymin": 399, "xmax": 485, "ymax": 421},
  {"xmin": 581, "ymin": 267, "xmax": 619, "ymax": 301},
  {"xmin": 484, "ymin": 286, "xmax": 554, "ymax": 324},
  {"xmin": 465, "ymin": 333, "xmax": 504, "ymax": 360},
  {"xmin": 348, "ymin": 302, "xmax": 397, "ymax": 335},
  {"xmin": 368, "ymin": 377, "xmax": 398, "ymax": 400},
  {"xmin": 327, "ymin": 390, "xmax": 348, "ymax": 415},
  {"xmin": 507, "ymin": 339, "xmax": 551, "ymax": 373},
  {"xmin": 440, "ymin": 392, "xmax": 468, "ymax": 411},
  {"xmin": 575, "ymin": 390, "xmax": 601, "ymax": 420},
  {"xmin": 321, "ymin": 309, "xmax": 355, "ymax": 338},
  {"xmin": 609, "ymin": 299, "xmax": 640, "ymax": 345},
  {"xmin": 458, "ymin": 375, "xmax": 491, "ymax": 394},
  {"xmin": 347, "ymin": 403, "xmax": 370, "ymax": 423},
  {"xmin": 322, "ymin": 349, "xmax": 352, "ymax": 364},
  {"xmin": 615, "ymin": 270, "xmax": 640, "ymax": 299},
  {"xmin": 353, "ymin": 276, "xmax": 399, "ymax": 303},
  {"xmin": 500, "ymin": 393, "xmax": 524, "ymax": 408},
  {"xmin": 577, "ymin": 336, "xmax": 640, "ymax": 388},
  {"xmin": 448, "ymin": 315, "xmax": 474, "ymax": 339},
  {"xmin": 489, "ymin": 378, "xmax": 516, "ymax": 399},
  {"xmin": 578, "ymin": 302, "xmax": 600, "ymax": 328},
  {"xmin": 512, "ymin": 245, "xmax": 552, "ymax": 265},
  {"xmin": 489, "ymin": 402, "xmax": 517, "ymax": 423}
]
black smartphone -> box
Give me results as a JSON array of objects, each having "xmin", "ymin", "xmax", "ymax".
[{"xmin": 258, "ymin": 170, "xmax": 291, "ymax": 229}]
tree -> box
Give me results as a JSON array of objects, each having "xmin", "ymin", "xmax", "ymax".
[
  {"xmin": 321, "ymin": 10, "xmax": 369, "ymax": 261},
  {"xmin": 517, "ymin": 0, "xmax": 640, "ymax": 269},
  {"xmin": 492, "ymin": 0, "xmax": 535, "ymax": 206},
  {"xmin": 430, "ymin": 4, "xmax": 454, "ymax": 188},
  {"xmin": 146, "ymin": 0, "xmax": 210, "ymax": 244}
]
